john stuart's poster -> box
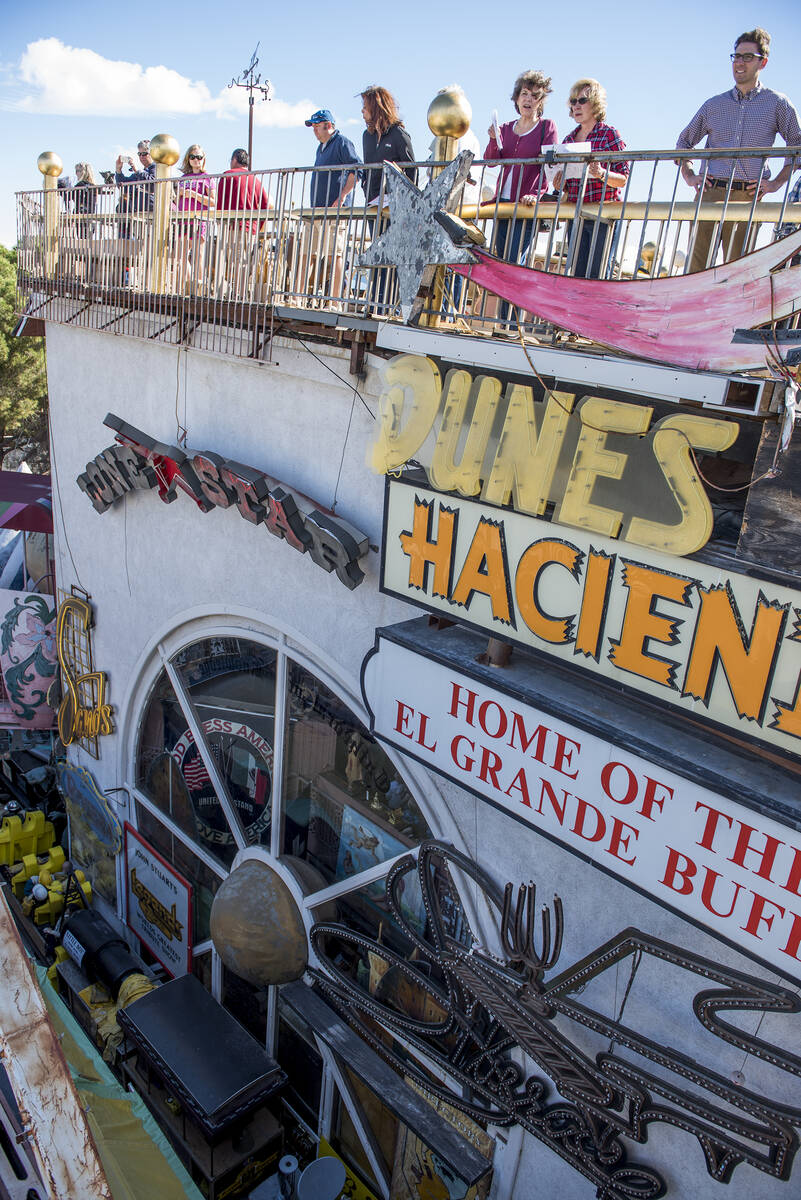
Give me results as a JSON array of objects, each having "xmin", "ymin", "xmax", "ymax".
[{"xmin": 125, "ymin": 824, "xmax": 192, "ymax": 976}]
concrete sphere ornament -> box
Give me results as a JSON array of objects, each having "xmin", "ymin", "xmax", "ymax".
[
  {"xmin": 210, "ymin": 858, "xmax": 307, "ymax": 986},
  {"xmin": 37, "ymin": 152, "xmax": 63, "ymax": 178},
  {"xmin": 427, "ymin": 87, "xmax": 472, "ymax": 139},
  {"xmin": 149, "ymin": 134, "xmax": 180, "ymax": 167}
]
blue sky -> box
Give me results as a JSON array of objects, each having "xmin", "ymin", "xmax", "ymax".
[{"xmin": 1, "ymin": 0, "xmax": 799, "ymax": 249}]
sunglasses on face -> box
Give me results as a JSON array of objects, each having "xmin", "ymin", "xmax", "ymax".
[
  {"xmin": 570, "ymin": 97, "xmax": 590, "ymax": 106},
  {"xmin": 189, "ymin": 155, "xmax": 204, "ymax": 161},
  {"xmin": 730, "ymin": 52, "xmax": 763, "ymax": 62}
]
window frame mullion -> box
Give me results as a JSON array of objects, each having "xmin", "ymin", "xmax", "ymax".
[
  {"xmin": 270, "ymin": 636, "xmax": 288, "ymax": 860},
  {"xmin": 161, "ymin": 645, "xmax": 249, "ymax": 852}
]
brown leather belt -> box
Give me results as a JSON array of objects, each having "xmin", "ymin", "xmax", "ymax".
[{"xmin": 710, "ymin": 179, "xmax": 753, "ymax": 190}]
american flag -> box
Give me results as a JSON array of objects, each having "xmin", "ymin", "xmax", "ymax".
[{"xmin": 182, "ymin": 754, "xmax": 212, "ymax": 790}]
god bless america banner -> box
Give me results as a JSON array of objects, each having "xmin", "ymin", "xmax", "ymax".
[{"xmin": 379, "ymin": 477, "xmax": 801, "ymax": 760}]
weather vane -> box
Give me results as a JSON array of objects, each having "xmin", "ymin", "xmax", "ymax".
[{"xmin": 227, "ymin": 44, "xmax": 273, "ymax": 167}]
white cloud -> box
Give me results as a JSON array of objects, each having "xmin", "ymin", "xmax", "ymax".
[
  {"xmin": 15, "ymin": 38, "xmax": 313, "ymax": 127},
  {"xmin": 214, "ymin": 87, "xmax": 314, "ymax": 129}
]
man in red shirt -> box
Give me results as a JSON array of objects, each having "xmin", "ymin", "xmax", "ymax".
[
  {"xmin": 215, "ymin": 149, "xmax": 274, "ymax": 300},
  {"xmin": 217, "ymin": 149, "xmax": 273, "ymax": 232}
]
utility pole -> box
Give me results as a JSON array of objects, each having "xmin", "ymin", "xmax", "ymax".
[{"xmin": 227, "ymin": 44, "xmax": 273, "ymax": 166}]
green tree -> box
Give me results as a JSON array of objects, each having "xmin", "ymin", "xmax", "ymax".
[{"xmin": 0, "ymin": 246, "xmax": 49, "ymax": 472}]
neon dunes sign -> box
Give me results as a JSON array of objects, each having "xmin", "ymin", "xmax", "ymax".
[{"xmin": 370, "ymin": 355, "xmax": 739, "ymax": 557}]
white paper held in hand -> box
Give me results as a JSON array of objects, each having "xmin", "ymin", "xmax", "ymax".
[
  {"xmin": 552, "ymin": 141, "xmax": 593, "ymax": 183},
  {"xmin": 491, "ymin": 110, "xmax": 503, "ymax": 151}
]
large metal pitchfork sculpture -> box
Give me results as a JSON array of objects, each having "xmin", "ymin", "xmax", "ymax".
[{"xmin": 311, "ymin": 841, "xmax": 801, "ymax": 1199}]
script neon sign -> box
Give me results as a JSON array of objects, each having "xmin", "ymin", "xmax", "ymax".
[
  {"xmin": 77, "ymin": 414, "xmax": 369, "ymax": 590},
  {"xmin": 56, "ymin": 596, "xmax": 114, "ymax": 746}
]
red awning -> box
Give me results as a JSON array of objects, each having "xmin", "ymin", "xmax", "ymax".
[{"xmin": 0, "ymin": 472, "xmax": 53, "ymax": 533}]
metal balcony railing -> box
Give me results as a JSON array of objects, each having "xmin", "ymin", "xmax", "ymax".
[{"xmin": 15, "ymin": 147, "xmax": 801, "ymax": 359}]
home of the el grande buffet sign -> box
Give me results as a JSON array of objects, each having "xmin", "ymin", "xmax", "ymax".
[
  {"xmin": 363, "ymin": 635, "xmax": 801, "ymax": 984},
  {"xmin": 76, "ymin": 415, "xmax": 368, "ymax": 590}
]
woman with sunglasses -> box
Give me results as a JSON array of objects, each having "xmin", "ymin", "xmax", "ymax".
[
  {"xmin": 484, "ymin": 69, "xmax": 558, "ymax": 329},
  {"xmin": 175, "ymin": 144, "xmax": 215, "ymax": 290},
  {"xmin": 553, "ymin": 80, "xmax": 629, "ymax": 279},
  {"xmin": 360, "ymin": 86, "xmax": 417, "ymax": 314}
]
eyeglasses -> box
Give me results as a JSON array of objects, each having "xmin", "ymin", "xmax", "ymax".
[
  {"xmin": 730, "ymin": 52, "xmax": 763, "ymax": 62},
  {"xmin": 570, "ymin": 96, "xmax": 590, "ymax": 106},
  {"xmin": 189, "ymin": 155, "xmax": 204, "ymax": 160}
]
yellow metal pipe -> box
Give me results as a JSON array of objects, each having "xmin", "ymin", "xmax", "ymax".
[
  {"xmin": 150, "ymin": 163, "xmax": 172, "ymax": 294},
  {"xmin": 300, "ymin": 201, "xmax": 801, "ymax": 222}
]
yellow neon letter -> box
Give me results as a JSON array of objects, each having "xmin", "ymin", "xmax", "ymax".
[
  {"xmin": 370, "ymin": 355, "xmax": 442, "ymax": 475},
  {"xmin": 430, "ymin": 372, "xmax": 501, "ymax": 496},
  {"xmin": 626, "ymin": 414, "xmax": 739, "ymax": 555},
  {"xmin": 556, "ymin": 397, "xmax": 652, "ymax": 538},
  {"xmin": 483, "ymin": 384, "xmax": 576, "ymax": 515}
]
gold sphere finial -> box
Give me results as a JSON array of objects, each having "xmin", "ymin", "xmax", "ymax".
[
  {"xmin": 37, "ymin": 152, "xmax": 63, "ymax": 178},
  {"xmin": 149, "ymin": 134, "xmax": 180, "ymax": 167},
  {"xmin": 427, "ymin": 86, "xmax": 472, "ymax": 140}
]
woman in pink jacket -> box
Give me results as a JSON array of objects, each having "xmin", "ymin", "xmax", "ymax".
[
  {"xmin": 175, "ymin": 143, "xmax": 215, "ymax": 290},
  {"xmin": 485, "ymin": 69, "xmax": 558, "ymax": 326}
]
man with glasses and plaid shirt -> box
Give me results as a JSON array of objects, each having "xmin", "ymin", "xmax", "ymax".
[{"xmin": 676, "ymin": 27, "xmax": 800, "ymax": 273}]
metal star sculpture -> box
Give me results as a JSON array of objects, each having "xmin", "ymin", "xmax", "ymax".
[{"xmin": 358, "ymin": 150, "xmax": 478, "ymax": 321}]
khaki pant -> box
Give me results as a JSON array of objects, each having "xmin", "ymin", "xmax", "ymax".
[
  {"xmin": 213, "ymin": 223, "xmax": 271, "ymax": 302},
  {"xmin": 300, "ymin": 217, "xmax": 348, "ymax": 301},
  {"xmin": 688, "ymin": 185, "xmax": 755, "ymax": 274}
]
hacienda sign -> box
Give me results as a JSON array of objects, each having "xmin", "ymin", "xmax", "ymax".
[{"xmin": 380, "ymin": 477, "xmax": 801, "ymax": 760}]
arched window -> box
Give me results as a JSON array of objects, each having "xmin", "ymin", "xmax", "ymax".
[
  {"xmin": 129, "ymin": 630, "xmax": 488, "ymax": 1200},
  {"xmin": 132, "ymin": 630, "xmax": 433, "ymax": 1021}
]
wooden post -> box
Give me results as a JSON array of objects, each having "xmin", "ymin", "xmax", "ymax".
[
  {"xmin": 424, "ymin": 134, "xmax": 459, "ymax": 328},
  {"xmin": 43, "ymin": 174, "xmax": 59, "ymax": 279},
  {"xmin": 37, "ymin": 153, "xmax": 63, "ymax": 280},
  {"xmin": 150, "ymin": 161, "xmax": 172, "ymax": 294}
]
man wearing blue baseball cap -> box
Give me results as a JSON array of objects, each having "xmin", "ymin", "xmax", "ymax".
[
  {"xmin": 302, "ymin": 110, "xmax": 362, "ymax": 302},
  {"xmin": 306, "ymin": 110, "xmax": 361, "ymax": 208}
]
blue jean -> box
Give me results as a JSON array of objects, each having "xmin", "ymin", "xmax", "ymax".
[
  {"xmin": 566, "ymin": 218, "xmax": 614, "ymax": 279},
  {"xmin": 493, "ymin": 219, "xmax": 534, "ymax": 324},
  {"xmin": 366, "ymin": 214, "xmax": 393, "ymax": 313}
]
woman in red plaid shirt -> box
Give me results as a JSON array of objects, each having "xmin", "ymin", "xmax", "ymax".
[{"xmin": 554, "ymin": 78, "xmax": 629, "ymax": 278}]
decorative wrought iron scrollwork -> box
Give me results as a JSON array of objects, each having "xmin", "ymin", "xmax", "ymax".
[{"xmin": 310, "ymin": 840, "xmax": 801, "ymax": 1197}]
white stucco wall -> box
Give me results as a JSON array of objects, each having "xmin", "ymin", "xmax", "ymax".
[{"xmin": 45, "ymin": 323, "xmax": 801, "ymax": 1200}]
